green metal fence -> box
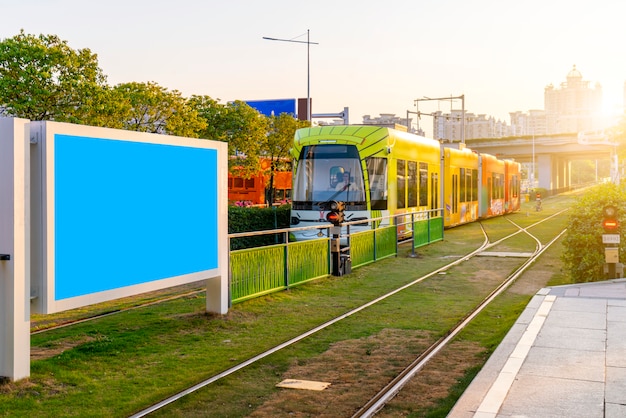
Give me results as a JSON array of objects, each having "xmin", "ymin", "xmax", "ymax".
[
  {"xmin": 413, "ymin": 213, "xmax": 444, "ymax": 249},
  {"xmin": 349, "ymin": 225, "xmax": 397, "ymax": 268},
  {"xmin": 229, "ymin": 209, "xmax": 443, "ymax": 304}
]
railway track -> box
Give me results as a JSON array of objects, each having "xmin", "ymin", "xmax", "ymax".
[
  {"xmin": 352, "ymin": 215, "xmax": 567, "ymax": 417},
  {"xmin": 129, "ymin": 209, "xmax": 568, "ymax": 417},
  {"xmin": 31, "ymin": 288, "xmax": 205, "ymax": 335}
]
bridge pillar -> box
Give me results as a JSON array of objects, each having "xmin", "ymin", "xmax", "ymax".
[
  {"xmin": 539, "ymin": 156, "xmax": 572, "ymax": 192},
  {"xmin": 561, "ymin": 158, "xmax": 572, "ymax": 189},
  {"xmin": 537, "ymin": 154, "xmax": 553, "ymax": 190},
  {"xmin": 555, "ymin": 158, "xmax": 571, "ymax": 189}
]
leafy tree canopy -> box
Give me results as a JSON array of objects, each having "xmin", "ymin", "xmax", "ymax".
[
  {"xmin": 189, "ymin": 96, "xmax": 269, "ymax": 175},
  {"xmin": 266, "ymin": 113, "xmax": 309, "ymax": 171},
  {"xmin": 0, "ymin": 30, "xmax": 108, "ymax": 124},
  {"xmin": 0, "ymin": 31, "xmax": 310, "ymax": 186},
  {"xmin": 114, "ymin": 81, "xmax": 206, "ymax": 137}
]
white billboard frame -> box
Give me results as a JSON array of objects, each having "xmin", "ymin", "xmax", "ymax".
[{"xmin": 29, "ymin": 121, "xmax": 229, "ymax": 315}]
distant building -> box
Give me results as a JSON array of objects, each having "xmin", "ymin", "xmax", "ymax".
[
  {"xmin": 432, "ymin": 65, "xmax": 608, "ymax": 140},
  {"xmin": 431, "ymin": 110, "xmax": 510, "ymax": 141},
  {"xmin": 544, "ymin": 65, "xmax": 603, "ymax": 134},
  {"xmin": 362, "ymin": 113, "xmax": 409, "ymax": 127},
  {"xmin": 509, "ymin": 109, "xmax": 547, "ymax": 136},
  {"xmin": 360, "ymin": 113, "xmax": 424, "ymax": 135},
  {"xmin": 509, "ymin": 66, "xmax": 605, "ymax": 136},
  {"xmin": 363, "ymin": 66, "xmax": 617, "ymax": 140}
]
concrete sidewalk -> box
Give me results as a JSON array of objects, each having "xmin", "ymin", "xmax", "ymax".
[{"xmin": 448, "ymin": 279, "xmax": 626, "ymax": 418}]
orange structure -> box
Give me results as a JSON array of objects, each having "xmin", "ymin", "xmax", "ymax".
[{"xmin": 228, "ymin": 159, "xmax": 292, "ymax": 206}]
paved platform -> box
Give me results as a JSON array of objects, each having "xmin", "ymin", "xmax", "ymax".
[{"xmin": 448, "ymin": 279, "xmax": 626, "ymax": 418}]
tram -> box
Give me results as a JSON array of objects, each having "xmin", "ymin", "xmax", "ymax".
[{"xmin": 289, "ymin": 125, "xmax": 520, "ymax": 240}]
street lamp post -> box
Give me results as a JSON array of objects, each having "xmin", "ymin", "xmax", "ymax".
[{"xmin": 263, "ymin": 30, "xmax": 318, "ymax": 122}]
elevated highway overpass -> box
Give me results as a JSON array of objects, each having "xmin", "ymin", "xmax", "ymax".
[{"xmin": 464, "ymin": 131, "xmax": 617, "ymax": 191}]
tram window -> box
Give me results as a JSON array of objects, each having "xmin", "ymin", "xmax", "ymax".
[
  {"xmin": 419, "ymin": 162, "xmax": 428, "ymax": 206},
  {"xmin": 431, "ymin": 173, "xmax": 438, "ymax": 211},
  {"xmin": 408, "ymin": 161, "xmax": 417, "ymax": 207},
  {"xmin": 452, "ymin": 174, "xmax": 458, "ymax": 213},
  {"xmin": 367, "ymin": 157, "xmax": 387, "ymax": 210},
  {"xmin": 495, "ymin": 174, "xmax": 500, "ymax": 199},
  {"xmin": 471, "ymin": 169, "xmax": 478, "ymax": 201},
  {"xmin": 244, "ymin": 178, "xmax": 255, "ymax": 189},
  {"xmin": 511, "ymin": 175, "xmax": 519, "ymax": 198},
  {"xmin": 234, "ymin": 178, "xmax": 244, "ymax": 189},
  {"xmin": 397, "ymin": 160, "xmax": 406, "ymax": 209},
  {"xmin": 495, "ymin": 173, "xmax": 504, "ymax": 199},
  {"xmin": 460, "ymin": 168, "xmax": 466, "ymax": 203}
]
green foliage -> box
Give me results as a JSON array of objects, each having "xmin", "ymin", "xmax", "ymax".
[
  {"xmin": 190, "ymin": 96, "xmax": 269, "ymax": 175},
  {"xmin": 561, "ymin": 183, "xmax": 626, "ymax": 281},
  {"xmin": 113, "ymin": 81, "xmax": 206, "ymax": 137},
  {"xmin": 266, "ymin": 113, "xmax": 309, "ymax": 166},
  {"xmin": 228, "ymin": 205, "xmax": 291, "ymax": 249},
  {"xmin": 0, "ymin": 31, "xmax": 306, "ymax": 184},
  {"xmin": 571, "ymin": 159, "xmax": 610, "ymax": 183},
  {"xmin": 0, "ymin": 30, "xmax": 108, "ymax": 124},
  {"xmin": 263, "ymin": 113, "xmax": 309, "ymax": 205}
]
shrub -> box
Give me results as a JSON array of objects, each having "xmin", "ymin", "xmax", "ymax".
[
  {"xmin": 561, "ymin": 183, "xmax": 626, "ymax": 282},
  {"xmin": 228, "ymin": 205, "xmax": 291, "ymax": 250}
]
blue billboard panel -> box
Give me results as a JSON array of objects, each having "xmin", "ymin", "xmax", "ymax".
[
  {"xmin": 30, "ymin": 121, "xmax": 228, "ymax": 314},
  {"xmin": 245, "ymin": 98, "xmax": 296, "ymax": 117},
  {"xmin": 54, "ymin": 135, "xmax": 218, "ymax": 300}
]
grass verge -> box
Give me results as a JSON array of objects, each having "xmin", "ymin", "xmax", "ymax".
[{"xmin": 1, "ymin": 194, "xmax": 576, "ymax": 417}]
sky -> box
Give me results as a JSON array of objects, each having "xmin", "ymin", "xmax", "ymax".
[{"xmin": 2, "ymin": 0, "xmax": 625, "ymax": 137}]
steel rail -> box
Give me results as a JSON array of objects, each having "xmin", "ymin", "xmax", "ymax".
[
  {"xmin": 351, "ymin": 222, "xmax": 567, "ymax": 417},
  {"xmin": 128, "ymin": 226, "xmax": 492, "ymax": 418},
  {"xmin": 130, "ymin": 211, "xmax": 566, "ymax": 417},
  {"xmin": 31, "ymin": 289, "xmax": 204, "ymax": 335}
]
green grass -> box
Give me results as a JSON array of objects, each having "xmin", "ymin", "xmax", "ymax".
[{"xmin": 1, "ymin": 195, "xmax": 578, "ymax": 417}]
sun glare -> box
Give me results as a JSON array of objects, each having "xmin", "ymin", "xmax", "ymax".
[{"xmin": 601, "ymin": 92, "xmax": 624, "ymax": 124}]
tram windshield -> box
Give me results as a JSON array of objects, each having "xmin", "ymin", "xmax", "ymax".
[{"xmin": 293, "ymin": 144, "xmax": 366, "ymax": 207}]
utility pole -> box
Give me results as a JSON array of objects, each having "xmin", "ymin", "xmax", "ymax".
[
  {"xmin": 263, "ymin": 30, "xmax": 319, "ymax": 122},
  {"xmin": 414, "ymin": 95, "xmax": 465, "ymax": 143}
]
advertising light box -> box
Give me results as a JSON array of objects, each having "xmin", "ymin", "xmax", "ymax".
[{"xmin": 30, "ymin": 122, "xmax": 228, "ymax": 314}]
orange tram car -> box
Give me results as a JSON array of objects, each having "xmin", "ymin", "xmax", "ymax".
[{"xmin": 289, "ymin": 126, "xmax": 521, "ymax": 240}]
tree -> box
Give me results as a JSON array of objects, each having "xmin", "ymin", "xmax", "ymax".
[
  {"xmin": 190, "ymin": 96, "xmax": 269, "ymax": 175},
  {"xmin": 561, "ymin": 182, "xmax": 626, "ymax": 282},
  {"xmin": 187, "ymin": 95, "xmax": 230, "ymax": 140},
  {"xmin": 114, "ymin": 81, "xmax": 206, "ymax": 137},
  {"xmin": 0, "ymin": 30, "xmax": 109, "ymax": 124},
  {"xmin": 263, "ymin": 113, "xmax": 309, "ymax": 205}
]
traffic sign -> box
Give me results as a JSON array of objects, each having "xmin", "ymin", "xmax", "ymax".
[{"xmin": 603, "ymin": 234, "xmax": 621, "ymax": 244}]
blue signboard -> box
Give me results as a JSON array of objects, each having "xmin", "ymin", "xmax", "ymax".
[
  {"xmin": 29, "ymin": 121, "xmax": 228, "ymax": 314},
  {"xmin": 245, "ymin": 98, "xmax": 296, "ymax": 117},
  {"xmin": 53, "ymin": 134, "xmax": 219, "ymax": 299}
]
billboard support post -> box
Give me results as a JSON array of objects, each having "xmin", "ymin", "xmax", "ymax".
[{"xmin": 0, "ymin": 118, "xmax": 30, "ymax": 381}]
